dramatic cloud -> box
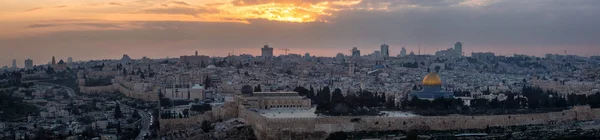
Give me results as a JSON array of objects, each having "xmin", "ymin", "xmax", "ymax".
[
  {"xmin": 23, "ymin": 7, "xmax": 43, "ymax": 12},
  {"xmin": 1, "ymin": 0, "xmax": 599, "ymax": 67},
  {"xmin": 27, "ymin": 24, "xmax": 62, "ymax": 28}
]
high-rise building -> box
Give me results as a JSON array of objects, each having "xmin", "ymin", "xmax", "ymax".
[
  {"xmin": 380, "ymin": 44, "xmax": 389, "ymax": 58},
  {"xmin": 373, "ymin": 51, "xmax": 381, "ymax": 58},
  {"xmin": 400, "ymin": 47, "xmax": 407, "ymax": 57},
  {"xmin": 12, "ymin": 59, "xmax": 17, "ymax": 69},
  {"xmin": 261, "ymin": 45, "xmax": 274, "ymax": 57},
  {"xmin": 454, "ymin": 42, "xmax": 463, "ymax": 56},
  {"xmin": 351, "ymin": 47, "xmax": 361, "ymax": 58},
  {"xmin": 67, "ymin": 57, "xmax": 73, "ymax": 63},
  {"xmin": 24, "ymin": 59, "xmax": 33, "ymax": 69}
]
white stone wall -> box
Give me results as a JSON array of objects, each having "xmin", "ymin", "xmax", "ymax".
[{"xmin": 238, "ymin": 106, "xmax": 600, "ymax": 140}]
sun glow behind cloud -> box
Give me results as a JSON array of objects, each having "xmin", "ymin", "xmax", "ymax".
[{"xmin": 0, "ymin": 0, "xmax": 375, "ymax": 37}]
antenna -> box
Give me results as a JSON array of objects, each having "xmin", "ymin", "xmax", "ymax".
[{"xmin": 418, "ymin": 44, "xmax": 421, "ymax": 55}]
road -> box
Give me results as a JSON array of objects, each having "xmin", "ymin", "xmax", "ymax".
[
  {"xmin": 136, "ymin": 110, "xmax": 151, "ymax": 140},
  {"xmin": 35, "ymin": 81, "xmax": 152, "ymax": 139},
  {"xmin": 35, "ymin": 82, "xmax": 75, "ymax": 97},
  {"xmin": 36, "ymin": 82, "xmax": 75, "ymax": 98}
]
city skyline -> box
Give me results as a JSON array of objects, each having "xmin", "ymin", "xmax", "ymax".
[
  {"xmin": 1, "ymin": 42, "xmax": 597, "ymax": 67},
  {"xmin": 2, "ymin": 0, "xmax": 600, "ymax": 66}
]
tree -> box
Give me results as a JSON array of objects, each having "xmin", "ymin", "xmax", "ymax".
[
  {"xmin": 327, "ymin": 132, "xmax": 348, "ymax": 140},
  {"xmin": 117, "ymin": 122, "xmax": 121, "ymax": 134},
  {"xmin": 254, "ymin": 85, "xmax": 262, "ymax": 92},
  {"xmin": 190, "ymin": 104, "xmax": 212, "ymax": 113},
  {"xmin": 201, "ymin": 120, "xmax": 213, "ymax": 132},
  {"xmin": 400, "ymin": 97, "xmax": 409, "ymax": 109},
  {"xmin": 294, "ymin": 87, "xmax": 310, "ymax": 97},
  {"xmin": 140, "ymin": 72, "xmax": 145, "ymax": 79},
  {"xmin": 114, "ymin": 103, "xmax": 122, "ymax": 119},
  {"xmin": 204, "ymin": 76, "xmax": 211, "ymax": 88},
  {"xmin": 471, "ymin": 98, "xmax": 489, "ymax": 109},
  {"xmin": 380, "ymin": 92, "xmax": 387, "ymax": 104},
  {"xmin": 318, "ymin": 87, "xmax": 332, "ymax": 104},
  {"xmin": 309, "ymin": 86, "xmax": 315, "ymax": 99},
  {"xmin": 385, "ymin": 96, "xmax": 396, "ymax": 110},
  {"xmin": 331, "ymin": 88, "xmax": 344, "ymax": 103},
  {"xmin": 490, "ymin": 98, "xmax": 501, "ymax": 109},
  {"xmin": 331, "ymin": 103, "xmax": 350, "ymax": 115}
]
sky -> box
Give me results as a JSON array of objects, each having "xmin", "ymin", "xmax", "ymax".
[{"xmin": 1, "ymin": 0, "xmax": 599, "ymax": 67}]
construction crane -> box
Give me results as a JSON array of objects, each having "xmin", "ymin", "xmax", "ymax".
[{"xmin": 279, "ymin": 48, "xmax": 290, "ymax": 55}]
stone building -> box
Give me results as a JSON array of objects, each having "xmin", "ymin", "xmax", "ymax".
[
  {"xmin": 235, "ymin": 85, "xmax": 311, "ymax": 109},
  {"xmin": 410, "ymin": 72, "xmax": 453, "ymax": 100}
]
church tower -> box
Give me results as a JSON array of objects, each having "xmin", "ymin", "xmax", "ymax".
[{"xmin": 52, "ymin": 56, "xmax": 56, "ymax": 65}]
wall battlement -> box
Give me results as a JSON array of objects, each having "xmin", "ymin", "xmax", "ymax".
[{"xmin": 237, "ymin": 106, "xmax": 600, "ymax": 140}]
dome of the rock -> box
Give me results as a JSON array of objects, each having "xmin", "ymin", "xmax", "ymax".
[{"xmin": 422, "ymin": 73, "xmax": 442, "ymax": 86}]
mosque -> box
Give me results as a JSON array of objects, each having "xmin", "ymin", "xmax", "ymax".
[
  {"xmin": 410, "ymin": 72, "xmax": 454, "ymax": 100},
  {"xmin": 235, "ymin": 85, "xmax": 311, "ymax": 110}
]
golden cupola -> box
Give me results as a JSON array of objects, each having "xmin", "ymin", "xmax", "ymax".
[{"xmin": 422, "ymin": 72, "xmax": 442, "ymax": 86}]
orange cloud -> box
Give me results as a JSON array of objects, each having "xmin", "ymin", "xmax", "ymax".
[
  {"xmin": 5, "ymin": 0, "xmax": 389, "ymax": 37},
  {"xmin": 24, "ymin": 7, "xmax": 43, "ymax": 12}
]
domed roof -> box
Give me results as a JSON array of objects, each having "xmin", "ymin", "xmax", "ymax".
[
  {"xmin": 241, "ymin": 85, "xmax": 254, "ymax": 95},
  {"xmin": 422, "ymin": 72, "xmax": 442, "ymax": 86},
  {"xmin": 207, "ymin": 65, "xmax": 217, "ymax": 69}
]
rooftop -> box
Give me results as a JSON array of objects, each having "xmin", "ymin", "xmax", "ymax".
[{"xmin": 257, "ymin": 108, "xmax": 317, "ymax": 118}]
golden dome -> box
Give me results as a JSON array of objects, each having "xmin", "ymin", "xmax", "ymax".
[{"xmin": 422, "ymin": 72, "xmax": 442, "ymax": 86}]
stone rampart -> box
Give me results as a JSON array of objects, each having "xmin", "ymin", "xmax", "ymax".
[
  {"xmin": 241, "ymin": 106, "xmax": 600, "ymax": 140},
  {"xmin": 113, "ymin": 83, "xmax": 158, "ymax": 101},
  {"xmin": 159, "ymin": 112, "xmax": 214, "ymax": 133},
  {"xmin": 79, "ymin": 85, "xmax": 116, "ymax": 94},
  {"xmin": 78, "ymin": 81, "xmax": 158, "ymax": 101}
]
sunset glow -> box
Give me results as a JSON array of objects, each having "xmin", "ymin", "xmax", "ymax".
[
  {"xmin": 0, "ymin": 0, "xmax": 371, "ymax": 37},
  {"xmin": 1, "ymin": 0, "xmax": 598, "ymax": 67}
]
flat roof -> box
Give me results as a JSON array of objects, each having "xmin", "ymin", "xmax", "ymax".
[
  {"xmin": 254, "ymin": 109, "xmax": 418, "ymax": 118},
  {"xmin": 252, "ymin": 92, "xmax": 300, "ymax": 97},
  {"xmin": 257, "ymin": 108, "xmax": 317, "ymax": 118}
]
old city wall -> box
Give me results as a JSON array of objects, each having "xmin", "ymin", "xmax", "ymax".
[
  {"xmin": 113, "ymin": 83, "xmax": 158, "ymax": 101},
  {"xmin": 77, "ymin": 81, "xmax": 158, "ymax": 101},
  {"xmin": 83, "ymin": 71, "xmax": 119, "ymax": 78},
  {"xmin": 77, "ymin": 70, "xmax": 120, "ymax": 94},
  {"xmin": 242, "ymin": 106, "xmax": 600, "ymax": 140},
  {"xmin": 211, "ymin": 102, "xmax": 239, "ymax": 121},
  {"xmin": 79, "ymin": 85, "xmax": 116, "ymax": 94},
  {"xmin": 160, "ymin": 112, "xmax": 215, "ymax": 133}
]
